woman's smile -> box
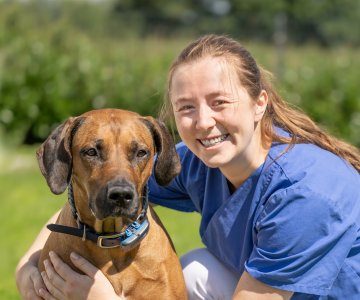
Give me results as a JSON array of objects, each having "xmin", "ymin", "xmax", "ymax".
[{"xmin": 198, "ymin": 134, "xmax": 230, "ymax": 148}]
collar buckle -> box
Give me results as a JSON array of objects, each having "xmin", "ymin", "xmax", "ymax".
[{"xmin": 97, "ymin": 232, "xmax": 123, "ymax": 248}]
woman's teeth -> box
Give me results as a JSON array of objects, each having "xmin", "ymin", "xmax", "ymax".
[{"xmin": 200, "ymin": 134, "xmax": 229, "ymax": 147}]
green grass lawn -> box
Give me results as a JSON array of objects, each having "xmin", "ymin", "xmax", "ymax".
[{"xmin": 0, "ymin": 144, "xmax": 202, "ymax": 299}]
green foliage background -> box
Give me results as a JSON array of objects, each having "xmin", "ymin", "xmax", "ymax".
[{"xmin": 0, "ymin": 0, "xmax": 360, "ymax": 146}]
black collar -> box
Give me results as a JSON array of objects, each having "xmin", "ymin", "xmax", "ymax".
[{"xmin": 47, "ymin": 183, "xmax": 149, "ymax": 249}]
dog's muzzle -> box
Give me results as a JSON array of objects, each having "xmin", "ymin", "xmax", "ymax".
[{"xmin": 93, "ymin": 179, "xmax": 139, "ymax": 220}]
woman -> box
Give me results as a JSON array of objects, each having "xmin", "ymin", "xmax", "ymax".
[{"xmin": 16, "ymin": 34, "xmax": 360, "ymax": 299}]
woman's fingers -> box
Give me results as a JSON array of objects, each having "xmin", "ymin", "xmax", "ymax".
[
  {"xmin": 48, "ymin": 251, "xmax": 77, "ymax": 280},
  {"xmin": 44, "ymin": 258, "xmax": 66, "ymax": 291},
  {"xmin": 41, "ymin": 271, "xmax": 64, "ymax": 300},
  {"xmin": 24, "ymin": 288, "xmax": 44, "ymax": 300},
  {"xmin": 40, "ymin": 251, "xmax": 117, "ymax": 300},
  {"xmin": 16, "ymin": 262, "xmax": 46, "ymax": 300},
  {"xmin": 29, "ymin": 266, "xmax": 47, "ymax": 299},
  {"xmin": 38, "ymin": 288, "xmax": 57, "ymax": 300},
  {"xmin": 70, "ymin": 252, "xmax": 98, "ymax": 278}
]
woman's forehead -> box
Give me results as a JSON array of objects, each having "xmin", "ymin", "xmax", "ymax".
[
  {"xmin": 173, "ymin": 55, "xmax": 233, "ymax": 75},
  {"xmin": 170, "ymin": 56, "xmax": 241, "ymax": 99}
]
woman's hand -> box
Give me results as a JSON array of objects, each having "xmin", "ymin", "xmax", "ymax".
[
  {"xmin": 16, "ymin": 251, "xmax": 47, "ymax": 300},
  {"xmin": 39, "ymin": 251, "xmax": 119, "ymax": 300},
  {"xmin": 16, "ymin": 211, "xmax": 61, "ymax": 299}
]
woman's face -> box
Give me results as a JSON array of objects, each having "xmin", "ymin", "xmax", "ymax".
[{"xmin": 170, "ymin": 56, "xmax": 268, "ymax": 179}]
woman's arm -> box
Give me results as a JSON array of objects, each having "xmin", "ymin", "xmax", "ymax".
[
  {"xmin": 15, "ymin": 210, "xmax": 61, "ymax": 300},
  {"xmin": 232, "ymin": 271, "xmax": 293, "ymax": 300},
  {"xmin": 16, "ymin": 210, "xmax": 120, "ymax": 300}
]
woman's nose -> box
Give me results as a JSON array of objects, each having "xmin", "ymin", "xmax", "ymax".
[{"xmin": 195, "ymin": 105, "xmax": 216, "ymax": 130}]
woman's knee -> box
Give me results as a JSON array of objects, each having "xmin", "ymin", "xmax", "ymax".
[{"xmin": 180, "ymin": 248, "xmax": 239, "ymax": 300}]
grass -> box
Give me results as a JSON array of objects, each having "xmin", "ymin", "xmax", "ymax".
[{"xmin": 0, "ymin": 144, "xmax": 202, "ymax": 299}]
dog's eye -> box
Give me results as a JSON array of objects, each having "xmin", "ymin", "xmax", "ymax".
[
  {"xmin": 136, "ymin": 149, "xmax": 148, "ymax": 158},
  {"xmin": 84, "ymin": 148, "xmax": 97, "ymax": 157}
]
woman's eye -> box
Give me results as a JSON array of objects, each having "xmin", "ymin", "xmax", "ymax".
[
  {"xmin": 177, "ymin": 105, "xmax": 194, "ymax": 112},
  {"xmin": 213, "ymin": 99, "xmax": 227, "ymax": 106},
  {"xmin": 84, "ymin": 148, "xmax": 97, "ymax": 156},
  {"xmin": 136, "ymin": 149, "xmax": 148, "ymax": 158}
]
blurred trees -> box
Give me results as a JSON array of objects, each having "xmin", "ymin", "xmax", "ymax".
[
  {"xmin": 2, "ymin": 0, "xmax": 359, "ymax": 45},
  {"xmin": 0, "ymin": 0, "xmax": 359, "ymax": 146},
  {"xmin": 106, "ymin": 0, "xmax": 360, "ymax": 45}
]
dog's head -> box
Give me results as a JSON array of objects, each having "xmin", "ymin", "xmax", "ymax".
[{"xmin": 37, "ymin": 109, "xmax": 181, "ymax": 225}]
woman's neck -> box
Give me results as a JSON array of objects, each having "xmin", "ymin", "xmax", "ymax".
[{"xmin": 221, "ymin": 132, "xmax": 271, "ymax": 190}]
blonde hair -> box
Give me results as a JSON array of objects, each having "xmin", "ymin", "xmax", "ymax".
[{"xmin": 160, "ymin": 34, "xmax": 360, "ymax": 172}]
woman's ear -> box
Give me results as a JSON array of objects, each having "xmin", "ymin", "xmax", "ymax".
[{"xmin": 254, "ymin": 90, "xmax": 268, "ymax": 121}]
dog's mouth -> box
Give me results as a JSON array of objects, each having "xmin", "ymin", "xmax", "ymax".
[
  {"xmin": 91, "ymin": 205, "xmax": 138, "ymax": 219},
  {"xmin": 90, "ymin": 197, "xmax": 139, "ymax": 220},
  {"xmin": 92, "ymin": 216, "xmax": 125, "ymax": 233},
  {"xmin": 90, "ymin": 205, "xmax": 140, "ymax": 234},
  {"xmin": 91, "ymin": 209, "xmax": 138, "ymax": 233}
]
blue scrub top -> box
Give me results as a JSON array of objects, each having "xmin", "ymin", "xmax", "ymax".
[{"xmin": 148, "ymin": 136, "xmax": 360, "ymax": 299}]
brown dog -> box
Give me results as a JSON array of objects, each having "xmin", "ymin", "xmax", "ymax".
[{"xmin": 37, "ymin": 109, "xmax": 187, "ymax": 299}]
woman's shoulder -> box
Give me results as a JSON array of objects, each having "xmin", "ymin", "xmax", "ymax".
[
  {"xmin": 264, "ymin": 142, "xmax": 360, "ymax": 216},
  {"xmin": 271, "ymin": 127, "xmax": 358, "ymax": 179},
  {"xmin": 270, "ymin": 142, "xmax": 359, "ymax": 183},
  {"xmin": 256, "ymin": 143, "xmax": 360, "ymax": 235}
]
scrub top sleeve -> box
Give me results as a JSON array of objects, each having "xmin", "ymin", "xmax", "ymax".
[
  {"xmin": 148, "ymin": 171, "xmax": 198, "ymax": 212},
  {"xmin": 245, "ymin": 185, "xmax": 358, "ymax": 296}
]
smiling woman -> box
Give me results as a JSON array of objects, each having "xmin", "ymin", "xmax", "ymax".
[
  {"xmin": 152, "ymin": 34, "xmax": 360, "ymax": 299},
  {"xmin": 16, "ymin": 34, "xmax": 360, "ymax": 300}
]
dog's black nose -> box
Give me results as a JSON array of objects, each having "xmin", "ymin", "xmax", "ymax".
[{"xmin": 107, "ymin": 186, "xmax": 134, "ymax": 206}]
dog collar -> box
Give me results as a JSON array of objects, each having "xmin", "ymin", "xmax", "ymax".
[{"xmin": 47, "ymin": 184, "xmax": 150, "ymax": 249}]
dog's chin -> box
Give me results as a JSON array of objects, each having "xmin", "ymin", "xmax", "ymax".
[{"xmin": 91, "ymin": 207, "xmax": 138, "ymax": 221}]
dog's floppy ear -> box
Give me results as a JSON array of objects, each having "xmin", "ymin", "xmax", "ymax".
[
  {"xmin": 36, "ymin": 117, "xmax": 83, "ymax": 195},
  {"xmin": 141, "ymin": 117, "xmax": 181, "ymax": 186}
]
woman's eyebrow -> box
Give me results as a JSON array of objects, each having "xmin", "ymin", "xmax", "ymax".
[
  {"xmin": 172, "ymin": 91, "xmax": 232, "ymax": 104},
  {"xmin": 206, "ymin": 91, "xmax": 232, "ymax": 98},
  {"xmin": 173, "ymin": 96, "xmax": 192, "ymax": 104}
]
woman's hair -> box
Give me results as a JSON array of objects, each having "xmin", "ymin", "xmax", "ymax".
[{"xmin": 160, "ymin": 34, "xmax": 360, "ymax": 172}]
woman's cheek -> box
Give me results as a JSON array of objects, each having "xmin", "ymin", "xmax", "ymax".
[{"xmin": 175, "ymin": 116, "xmax": 192, "ymax": 132}]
